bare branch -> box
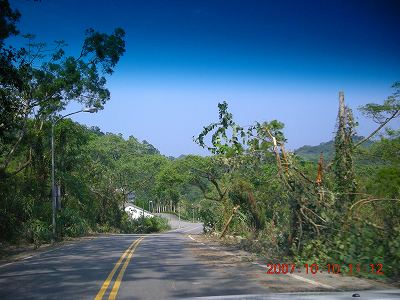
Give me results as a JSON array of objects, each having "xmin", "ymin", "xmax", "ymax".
[
  {"xmin": 355, "ymin": 109, "xmax": 399, "ymax": 148},
  {"xmin": 8, "ymin": 148, "xmax": 32, "ymax": 177},
  {"xmin": 349, "ymin": 197, "xmax": 400, "ymax": 212},
  {"xmin": 352, "ymin": 216, "xmax": 384, "ymax": 230}
]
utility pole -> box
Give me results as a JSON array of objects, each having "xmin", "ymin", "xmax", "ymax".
[
  {"xmin": 51, "ymin": 124, "xmax": 56, "ymax": 241},
  {"xmin": 178, "ymin": 202, "xmax": 181, "ymax": 229},
  {"xmin": 50, "ymin": 107, "xmax": 97, "ymax": 242}
]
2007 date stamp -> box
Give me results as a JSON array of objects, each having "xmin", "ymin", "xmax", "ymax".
[{"xmin": 266, "ymin": 263, "xmax": 384, "ymax": 275}]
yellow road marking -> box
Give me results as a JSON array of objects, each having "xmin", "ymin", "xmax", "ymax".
[
  {"xmin": 108, "ymin": 237, "xmax": 144, "ymax": 300},
  {"xmin": 94, "ymin": 238, "xmax": 142, "ymax": 300}
]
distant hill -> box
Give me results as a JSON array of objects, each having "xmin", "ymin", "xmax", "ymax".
[{"xmin": 294, "ymin": 136, "xmax": 373, "ymax": 162}]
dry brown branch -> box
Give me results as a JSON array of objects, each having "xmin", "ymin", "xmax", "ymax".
[
  {"xmin": 291, "ymin": 166, "xmax": 315, "ymax": 184},
  {"xmin": 352, "ymin": 216, "xmax": 385, "ymax": 230},
  {"xmin": 300, "ymin": 207, "xmax": 321, "ymax": 235},
  {"xmin": 316, "ymin": 153, "xmax": 323, "ymax": 185},
  {"xmin": 349, "ymin": 197, "xmax": 400, "ymax": 212},
  {"xmin": 9, "ymin": 148, "xmax": 32, "ymax": 176},
  {"xmin": 296, "ymin": 211, "xmax": 303, "ymax": 252},
  {"xmin": 220, "ymin": 205, "xmax": 240, "ymax": 238},
  {"xmin": 280, "ymin": 143, "xmax": 289, "ymax": 172},
  {"xmin": 302, "ymin": 206, "xmax": 327, "ymax": 223},
  {"xmin": 266, "ymin": 129, "xmax": 282, "ymax": 175}
]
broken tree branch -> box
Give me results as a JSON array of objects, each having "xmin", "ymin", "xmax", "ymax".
[
  {"xmin": 355, "ymin": 109, "xmax": 399, "ymax": 148},
  {"xmin": 220, "ymin": 205, "xmax": 240, "ymax": 238}
]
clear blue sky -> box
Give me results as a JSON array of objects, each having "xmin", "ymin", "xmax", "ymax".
[{"xmin": 9, "ymin": 0, "xmax": 400, "ymax": 156}]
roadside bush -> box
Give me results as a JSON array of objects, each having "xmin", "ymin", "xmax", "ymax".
[
  {"xmin": 126, "ymin": 216, "xmax": 170, "ymax": 234},
  {"xmin": 120, "ymin": 212, "xmax": 136, "ymax": 233},
  {"xmin": 387, "ymin": 226, "xmax": 400, "ymax": 278},
  {"xmin": 296, "ymin": 238, "xmax": 330, "ymax": 265},
  {"xmin": 329, "ymin": 223, "xmax": 399, "ymax": 279},
  {"xmin": 148, "ymin": 216, "xmax": 170, "ymax": 232},
  {"xmin": 0, "ymin": 208, "xmax": 17, "ymax": 241},
  {"xmin": 29, "ymin": 219, "xmax": 52, "ymax": 247},
  {"xmin": 96, "ymin": 223, "xmax": 120, "ymax": 233},
  {"xmin": 199, "ymin": 200, "xmax": 223, "ymax": 233},
  {"xmin": 58, "ymin": 208, "xmax": 91, "ymax": 237}
]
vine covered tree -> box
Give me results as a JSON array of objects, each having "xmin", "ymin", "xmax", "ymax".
[{"xmin": 333, "ymin": 91, "xmax": 357, "ymax": 208}]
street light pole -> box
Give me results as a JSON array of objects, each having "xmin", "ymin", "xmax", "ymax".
[
  {"xmin": 51, "ymin": 107, "xmax": 97, "ymax": 242},
  {"xmin": 51, "ymin": 124, "xmax": 56, "ymax": 240},
  {"xmin": 178, "ymin": 202, "xmax": 181, "ymax": 229}
]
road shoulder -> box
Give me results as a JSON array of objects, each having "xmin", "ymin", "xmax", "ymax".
[
  {"xmin": 0, "ymin": 234, "xmax": 103, "ymax": 267},
  {"xmin": 187, "ymin": 233, "xmax": 398, "ymax": 293}
]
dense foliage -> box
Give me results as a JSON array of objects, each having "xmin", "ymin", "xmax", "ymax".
[
  {"xmin": 1, "ymin": 0, "xmax": 399, "ymax": 282},
  {"xmin": 0, "ymin": 120, "xmax": 173, "ymax": 244},
  {"xmin": 0, "ymin": 0, "xmax": 173, "ymax": 245},
  {"xmin": 192, "ymin": 86, "xmax": 399, "ymax": 280}
]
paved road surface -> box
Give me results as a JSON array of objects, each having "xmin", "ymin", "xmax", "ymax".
[
  {"xmin": 156, "ymin": 213, "xmax": 203, "ymax": 233},
  {"xmin": 0, "ymin": 214, "xmax": 398, "ymax": 299}
]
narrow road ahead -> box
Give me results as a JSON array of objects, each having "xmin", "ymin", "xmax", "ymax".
[
  {"xmin": 1, "ymin": 217, "xmax": 259, "ymax": 299},
  {"xmin": 0, "ymin": 215, "xmax": 398, "ymax": 299}
]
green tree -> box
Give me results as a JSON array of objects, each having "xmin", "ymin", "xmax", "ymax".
[
  {"xmin": 0, "ymin": 0, "xmax": 21, "ymax": 89},
  {"xmin": 357, "ymin": 81, "xmax": 400, "ymax": 147},
  {"xmin": 0, "ymin": 22, "xmax": 125, "ymax": 178}
]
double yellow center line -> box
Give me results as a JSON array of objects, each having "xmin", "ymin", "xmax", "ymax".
[{"xmin": 95, "ymin": 237, "xmax": 144, "ymax": 300}]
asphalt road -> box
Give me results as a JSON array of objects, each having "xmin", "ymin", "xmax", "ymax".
[
  {"xmin": 0, "ymin": 215, "xmax": 399, "ymax": 300},
  {"xmin": 155, "ymin": 213, "xmax": 203, "ymax": 232}
]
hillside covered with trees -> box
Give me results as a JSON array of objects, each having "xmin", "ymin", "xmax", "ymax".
[{"xmin": 295, "ymin": 136, "xmax": 374, "ymax": 162}]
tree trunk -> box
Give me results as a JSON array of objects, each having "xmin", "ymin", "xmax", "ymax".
[{"xmin": 220, "ymin": 205, "xmax": 240, "ymax": 238}]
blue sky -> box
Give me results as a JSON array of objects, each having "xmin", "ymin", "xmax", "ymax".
[{"xmin": 9, "ymin": 0, "xmax": 400, "ymax": 156}]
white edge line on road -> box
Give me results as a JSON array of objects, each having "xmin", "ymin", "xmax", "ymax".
[
  {"xmin": 251, "ymin": 262, "xmax": 334, "ymax": 289},
  {"xmin": 168, "ymin": 227, "xmax": 187, "ymax": 232},
  {"xmin": 0, "ymin": 235, "xmax": 118, "ymax": 268},
  {"xmin": 181, "ymin": 225, "xmax": 202, "ymax": 233},
  {"xmin": 189, "ymin": 235, "xmax": 334, "ymax": 290},
  {"xmin": 0, "ymin": 262, "xmax": 13, "ymax": 268},
  {"xmin": 0, "ymin": 247, "xmax": 59, "ymax": 268},
  {"xmin": 0, "ymin": 234, "xmax": 150, "ymax": 269},
  {"xmin": 287, "ymin": 273, "xmax": 334, "ymax": 289}
]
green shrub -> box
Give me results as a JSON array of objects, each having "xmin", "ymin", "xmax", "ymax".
[
  {"xmin": 96, "ymin": 223, "xmax": 120, "ymax": 233},
  {"xmin": 297, "ymin": 239, "xmax": 330, "ymax": 265},
  {"xmin": 199, "ymin": 200, "xmax": 223, "ymax": 233},
  {"xmin": 29, "ymin": 219, "xmax": 52, "ymax": 247},
  {"xmin": 123, "ymin": 216, "xmax": 170, "ymax": 234},
  {"xmin": 147, "ymin": 216, "xmax": 170, "ymax": 232},
  {"xmin": 329, "ymin": 223, "xmax": 399, "ymax": 279},
  {"xmin": 387, "ymin": 226, "xmax": 400, "ymax": 278},
  {"xmin": 120, "ymin": 213, "xmax": 135, "ymax": 233},
  {"xmin": 0, "ymin": 208, "xmax": 17, "ymax": 241},
  {"xmin": 58, "ymin": 208, "xmax": 90, "ymax": 237}
]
